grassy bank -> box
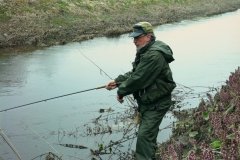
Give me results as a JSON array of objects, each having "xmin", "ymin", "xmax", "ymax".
[
  {"xmin": 158, "ymin": 67, "xmax": 240, "ymax": 159},
  {"xmin": 0, "ymin": 0, "xmax": 240, "ymax": 49}
]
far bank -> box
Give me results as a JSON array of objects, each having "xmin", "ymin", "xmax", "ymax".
[{"xmin": 1, "ymin": 0, "xmax": 240, "ymax": 50}]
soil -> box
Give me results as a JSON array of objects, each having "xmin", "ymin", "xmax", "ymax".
[{"xmin": 0, "ymin": 0, "xmax": 240, "ymax": 51}]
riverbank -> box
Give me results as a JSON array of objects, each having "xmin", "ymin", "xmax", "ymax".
[
  {"xmin": 1, "ymin": 0, "xmax": 240, "ymax": 50},
  {"xmin": 158, "ymin": 67, "xmax": 240, "ymax": 159}
]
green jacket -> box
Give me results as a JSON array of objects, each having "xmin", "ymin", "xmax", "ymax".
[{"xmin": 115, "ymin": 40, "xmax": 176, "ymax": 110}]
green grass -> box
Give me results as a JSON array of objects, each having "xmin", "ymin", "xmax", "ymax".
[
  {"xmin": 50, "ymin": 14, "xmax": 79, "ymax": 27},
  {"xmin": 0, "ymin": 14, "xmax": 11, "ymax": 22},
  {"xmin": 2, "ymin": 0, "xmax": 193, "ymax": 16},
  {"xmin": 0, "ymin": 6, "xmax": 11, "ymax": 22},
  {"xmin": 0, "ymin": 0, "xmax": 195, "ymax": 28}
]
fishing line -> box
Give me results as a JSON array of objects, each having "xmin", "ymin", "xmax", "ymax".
[
  {"xmin": 25, "ymin": 126, "xmax": 60, "ymax": 155},
  {"xmin": 79, "ymin": 51, "xmax": 113, "ymax": 80},
  {"xmin": 79, "ymin": 49, "xmax": 136, "ymax": 107}
]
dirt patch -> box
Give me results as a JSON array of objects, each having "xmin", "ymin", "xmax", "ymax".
[{"xmin": 0, "ymin": 0, "xmax": 240, "ymax": 50}]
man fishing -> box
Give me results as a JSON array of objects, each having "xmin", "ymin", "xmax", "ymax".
[{"xmin": 106, "ymin": 21, "xmax": 176, "ymax": 160}]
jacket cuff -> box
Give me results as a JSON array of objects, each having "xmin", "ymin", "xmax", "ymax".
[{"xmin": 117, "ymin": 90, "xmax": 124, "ymax": 97}]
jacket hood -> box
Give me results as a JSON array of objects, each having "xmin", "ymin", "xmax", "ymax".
[{"xmin": 150, "ymin": 40, "xmax": 174, "ymax": 63}]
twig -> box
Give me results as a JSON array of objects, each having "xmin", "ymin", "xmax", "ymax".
[
  {"xmin": 31, "ymin": 152, "xmax": 62, "ymax": 160},
  {"xmin": 0, "ymin": 128, "xmax": 22, "ymax": 160}
]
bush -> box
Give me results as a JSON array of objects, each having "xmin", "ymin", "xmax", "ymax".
[{"xmin": 158, "ymin": 67, "xmax": 240, "ymax": 160}]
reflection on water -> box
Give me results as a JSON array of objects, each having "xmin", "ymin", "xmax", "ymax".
[{"xmin": 0, "ymin": 10, "xmax": 240, "ymax": 159}]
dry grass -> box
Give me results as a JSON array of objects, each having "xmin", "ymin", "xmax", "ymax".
[{"xmin": 0, "ymin": 0, "xmax": 240, "ymax": 48}]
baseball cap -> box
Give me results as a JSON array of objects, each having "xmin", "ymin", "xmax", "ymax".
[{"xmin": 129, "ymin": 22, "xmax": 154, "ymax": 38}]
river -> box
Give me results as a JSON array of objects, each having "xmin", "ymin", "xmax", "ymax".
[{"xmin": 0, "ymin": 10, "xmax": 240, "ymax": 160}]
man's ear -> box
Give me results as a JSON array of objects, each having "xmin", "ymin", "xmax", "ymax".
[
  {"xmin": 146, "ymin": 34, "xmax": 152, "ymax": 42},
  {"xmin": 147, "ymin": 34, "xmax": 153, "ymax": 39}
]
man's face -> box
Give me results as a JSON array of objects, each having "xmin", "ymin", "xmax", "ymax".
[{"xmin": 133, "ymin": 34, "xmax": 151, "ymax": 49}]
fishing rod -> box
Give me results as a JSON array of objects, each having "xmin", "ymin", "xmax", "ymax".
[
  {"xmin": 0, "ymin": 50, "xmax": 118, "ymax": 113},
  {"xmin": 0, "ymin": 85, "xmax": 106, "ymax": 113}
]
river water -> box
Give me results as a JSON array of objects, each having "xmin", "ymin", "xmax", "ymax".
[{"xmin": 0, "ymin": 10, "xmax": 240, "ymax": 160}]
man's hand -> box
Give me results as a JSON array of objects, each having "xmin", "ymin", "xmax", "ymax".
[
  {"xmin": 106, "ymin": 81, "xmax": 123, "ymax": 103},
  {"xmin": 117, "ymin": 95, "xmax": 124, "ymax": 103},
  {"xmin": 105, "ymin": 80, "xmax": 117, "ymax": 90}
]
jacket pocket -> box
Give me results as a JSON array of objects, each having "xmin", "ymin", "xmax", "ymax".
[{"xmin": 140, "ymin": 80, "xmax": 176, "ymax": 104}]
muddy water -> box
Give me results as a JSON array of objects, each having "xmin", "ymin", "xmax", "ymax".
[{"xmin": 1, "ymin": 10, "xmax": 240, "ymax": 160}]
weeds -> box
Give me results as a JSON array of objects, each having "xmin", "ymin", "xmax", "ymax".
[{"xmin": 158, "ymin": 67, "xmax": 240, "ymax": 159}]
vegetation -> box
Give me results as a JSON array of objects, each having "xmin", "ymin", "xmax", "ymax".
[
  {"xmin": 1, "ymin": 0, "xmax": 240, "ymax": 48},
  {"xmin": 158, "ymin": 67, "xmax": 240, "ymax": 160}
]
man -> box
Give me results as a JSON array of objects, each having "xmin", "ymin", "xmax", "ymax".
[{"xmin": 106, "ymin": 22, "xmax": 176, "ymax": 160}]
